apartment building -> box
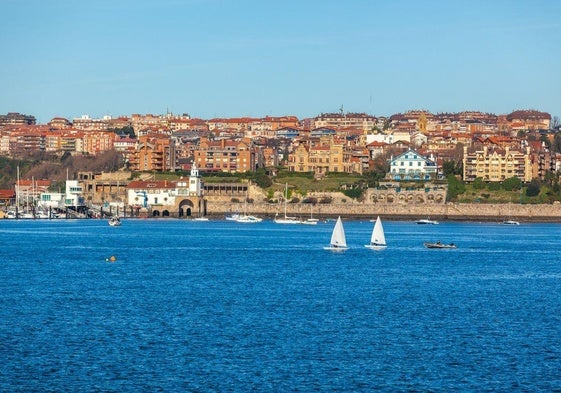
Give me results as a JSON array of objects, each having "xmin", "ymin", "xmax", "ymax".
[
  {"xmin": 462, "ymin": 145, "xmax": 532, "ymax": 183},
  {"xmin": 0, "ymin": 112, "xmax": 36, "ymax": 127},
  {"xmin": 128, "ymin": 135, "xmax": 176, "ymax": 172},
  {"xmin": 82, "ymin": 131, "xmax": 115, "ymax": 155},
  {"xmin": 313, "ymin": 112, "xmax": 377, "ymax": 132},
  {"xmin": 287, "ymin": 136, "xmax": 345, "ymax": 175},
  {"xmin": 194, "ymin": 137, "xmax": 255, "ymax": 173}
]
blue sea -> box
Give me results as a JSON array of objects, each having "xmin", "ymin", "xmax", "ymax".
[{"xmin": 1, "ymin": 218, "xmax": 561, "ymax": 392}]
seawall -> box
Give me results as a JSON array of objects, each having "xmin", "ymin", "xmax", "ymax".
[{"xmin": 208, "ymin": 201, "xmax": 561, "ymax": 222}]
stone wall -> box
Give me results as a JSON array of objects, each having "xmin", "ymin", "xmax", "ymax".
[{"xmin": 207, "ymin": 198, "xmax": 561, "ymax": 222}]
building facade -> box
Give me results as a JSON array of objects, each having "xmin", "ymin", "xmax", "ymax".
[
  {"xmin": 389, "ymin": 148, "xmax": 438, "ymax": 181},
  {"xmin": 462, "ymin": 146, "xmax": 533, "ymax": 183}
]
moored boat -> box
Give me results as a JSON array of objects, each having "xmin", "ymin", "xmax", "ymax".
[
  {"xmin": 424, "ymin": 241, "xmax": 456, "ymax": 249},
  {"xmin": 502, "ymin": 220, "xmax": 520, "ymax": 225},
  {"xmin": 416, "ymin": 218, "xmax": 439, "ymax": 225},
  {"xmin": 109, "ymin": 216, "xmax": 121, "ymax": 226},
  {"xmin": 235, "ymin": 214, "xmax": 263, "ymax": 223},
  {"xmin": 274, "ymin": 183, "xmax": 300, "ymax": 224}
]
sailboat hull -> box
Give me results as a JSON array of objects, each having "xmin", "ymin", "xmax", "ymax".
[
  {"xmin": 323, "ymin": 245, "xmax": 348, "ymax": 251},
  {"xmin": 365, "ymin": 244, "xmax": 387, "ymax": 251}
]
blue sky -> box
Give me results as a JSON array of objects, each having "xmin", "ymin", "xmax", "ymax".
[{"xmin": 1, "ymin": 0, "xmax": 560, "ymax": 123}]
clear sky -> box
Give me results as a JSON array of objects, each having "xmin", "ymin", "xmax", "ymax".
[{"xmin": 1, "ymin": 0, "xmax": 560, "ymax": 123}]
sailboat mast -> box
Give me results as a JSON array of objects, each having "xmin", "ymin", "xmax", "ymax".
[{"xmin": 284, "ymin": 183, "xmax": 288, "ymax": 217}]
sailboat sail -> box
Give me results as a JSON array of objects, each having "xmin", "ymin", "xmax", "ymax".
[
  {"xmin": 325, "ymin": 216, "xmax": 348, "ymax": 250},
  {"xmin": 365, "ymin": 216, "xmax": 387, "ymax": 250}
]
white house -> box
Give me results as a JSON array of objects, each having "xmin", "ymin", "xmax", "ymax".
[{"xmin": 389, "ymin": 149, "xmax": 437, "ymax": 181}]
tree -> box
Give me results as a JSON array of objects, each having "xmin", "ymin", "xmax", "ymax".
[
  {"xmin": 109, "ymin": 125, "xmax": 135, "ymax": 138},
  {"xmin": 540, "ymin": 133, "xmax": 551, "ymax": 150},
  {"xmin": 552, "ymin": 133, "xmax": 561, "ymax": 153},
  {"xmin": 442, "ymin": 161, "xmax": 456, "ymax": 177},
  {"xmin": 502, "ymin": 176, "xmax": 522, "ymax": 191},
  {"xmin": 473, "ymin": 177, "xmax": 485, "ymax": 190},
  {"xmin": 526, "ymin": 179, "xmax": 541, "ymax": 197},
  {"xmin": 551, "ymin": 116, "xmax": 560, "ymax": 130},
  {"xmin": 446, "ymin": 175, "xmax": 465, "ymax": 201}
]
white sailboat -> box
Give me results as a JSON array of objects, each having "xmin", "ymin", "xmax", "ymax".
[
  {"xmin": 502, "ymin": 200, "xmax": 519, "ymax": 225},
  {"xmin": 301, "ymin": 204, "xmax": 319, "ymax": 225},
  {"xmin": 235, "ymin": 185, "xmax": 262, "ymax": 223},
  {"xmin": 365, "ymin": 216, "xmax": 387, "ymax": 250},
  {"xmin": 324, "ymin": 216, "xmax": 348, "ymax": 251},
  {"xmin": 274, "ymin": 183, "xmax": 300, "ymax": 224}
]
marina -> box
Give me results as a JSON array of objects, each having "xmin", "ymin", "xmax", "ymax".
[{"xmin": 1, "ymin": 219, "xmax": 561, "ymax": 391}]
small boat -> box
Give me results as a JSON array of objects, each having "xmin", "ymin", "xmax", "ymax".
[
  {"xmin": 301, "ymin": 205, "xmax": 319, "ymax": 225},
  {"xmin": 324, "ymin": 216, "xmax": 348, "ymax": 251},
  {"xmin": 235, "ymin": 214, "xmax": 263, "ymax": 223},
  {"xmin": 365, "ymin": 216, "xmax": 387, "ymax": 250},
  {"xmin": 108, "ymin": 216, "xmax": 121, "ymax": 226},
  {"xmin": 274, "ymin": 212, "xmax": 301, "ymax": 224},
  {"xmin": 193, "ymin": 217, "xmax": 209, "ymax": 221},
  {"xmin": 502, "ymin": 220, "xmax": 520, "ymax": 225},
  {"xmin": 36, "ymin": 210, "xmax": 50, "ymax": 219},
  {"xmin": 424, "ymin": 241, "xmax": 456, "ymax": 249},
  {"xmin": 416, "ymin": 218, "xmax": 439, "ymax": 225},
  {"xmin": 274, "ymin": 183, "xmax": 301, "ymax": 224},
  {"xmin": 301, "ymin": 218, "xmax": 319, "ymax": 225}
]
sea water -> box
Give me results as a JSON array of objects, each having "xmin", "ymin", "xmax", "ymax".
[{"xmin": 1, "ymin": 219, "xmax": 560, "ymax": 391}]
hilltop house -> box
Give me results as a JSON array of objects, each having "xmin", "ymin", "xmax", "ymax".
[{"xmin": 389, "ymin": 148, "xmax": 438, "ymax": 181}]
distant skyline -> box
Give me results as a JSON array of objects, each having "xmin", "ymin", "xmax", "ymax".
[{"xmin": 1, "ymin": 0, "xmax": 560, "ymax": 123}]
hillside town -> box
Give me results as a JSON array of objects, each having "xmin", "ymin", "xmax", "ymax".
[{"xmin": 0, "ymin": 108, "xmax": 559, "ymax": 220}]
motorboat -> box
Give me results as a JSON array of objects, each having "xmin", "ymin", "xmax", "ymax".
[
  {"xmin": 502, "ymin": 220, "xmax": 520, "ymax": 225},
  {"xmin": 424, "ymin": 241, "xmax": 456, "ymax": 249},
  {"xmin": 235, "ymin": 214, "xmax": 263, "ymax": 223},
  {"xmin": 109, "ymin": 216, "xmax": 121, "ymax": 226},
  {"xmin": 416, "ymin": 218, "xmax": 439, "ymax": 225}
]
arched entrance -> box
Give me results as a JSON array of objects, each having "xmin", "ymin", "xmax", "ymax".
[{"xmin": 178, "ymin": 199, "xmax": 195, "ymax": 218}]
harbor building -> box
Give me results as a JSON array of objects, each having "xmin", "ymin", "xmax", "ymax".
[{"xmin": 126, "ymin": 163, "xmax": 206, "ymax": 218}]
